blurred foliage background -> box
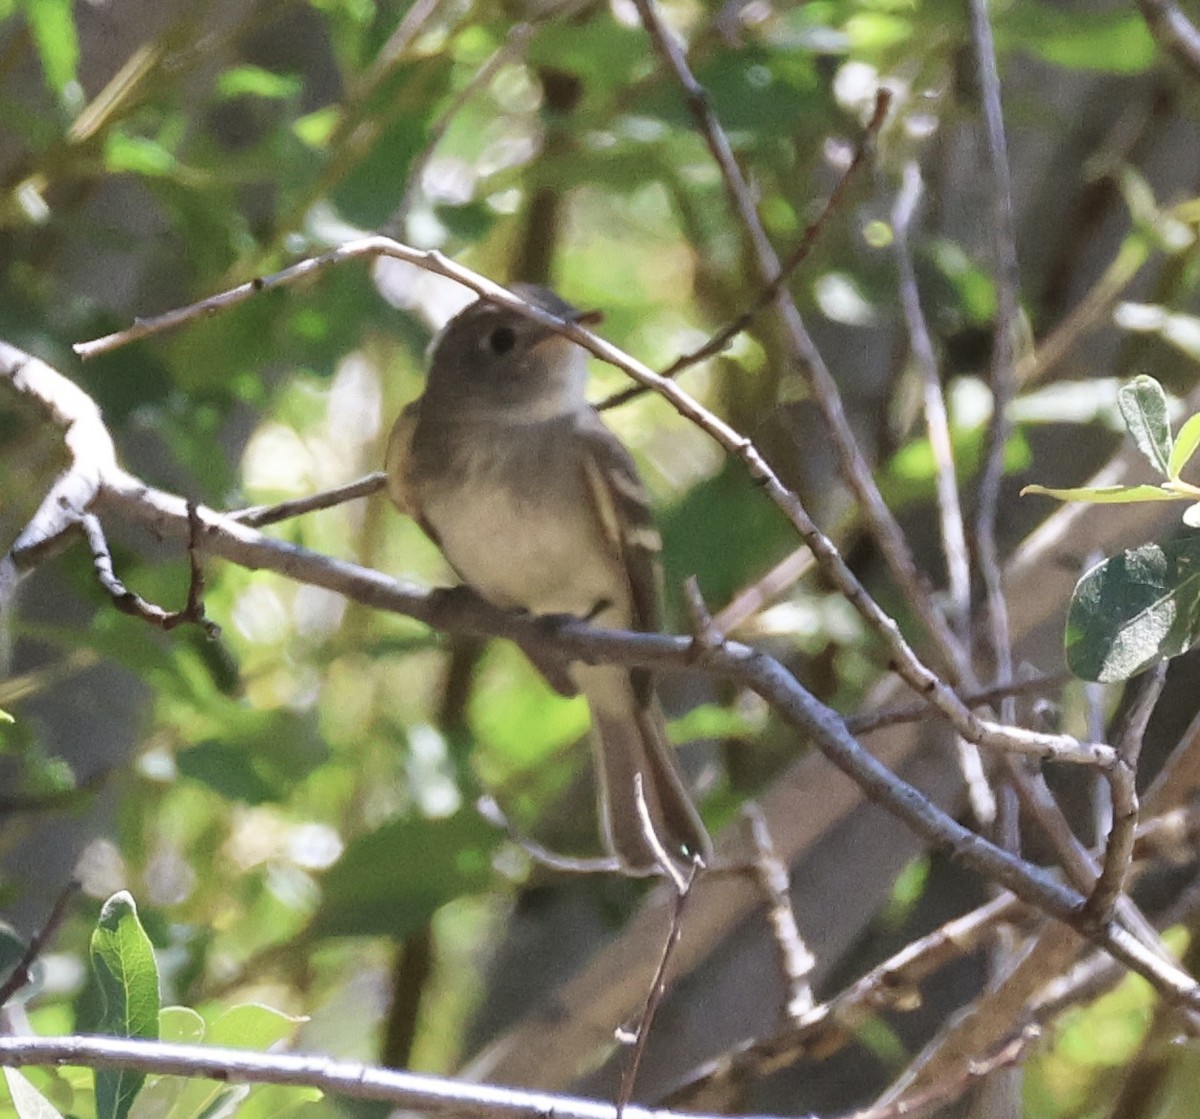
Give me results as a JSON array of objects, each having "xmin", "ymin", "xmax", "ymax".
[{"xmin": 4, "ymin": 0, "xmax": 1200, "ymax": 1115}]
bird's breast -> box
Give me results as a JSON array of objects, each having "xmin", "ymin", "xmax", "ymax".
[{"xmin": 413, "ymin": 422, "xmax": 628, "ymax": 623}]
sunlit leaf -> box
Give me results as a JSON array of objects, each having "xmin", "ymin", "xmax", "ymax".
[
  {"xmin": 1004, "ymin": 5, "xmax": 1155, "ymax": 73},
  {"xmin": 2, "ymin": 1070, "xmax": 66, "ymax": 1119},
  {"xmin": 216, "ymin": 66, "xmax": 303, "ymax": 100},
  {"xmin": 1170, "ymin": 412, "xmax": 1200, "ymax": 479},
  {"xmin": 207, "ymin": 1004, "xmax": 304, "ymax": 1050},
  {"xmin": 1020, "ymin": 483, "xmax": 1180, "ymax": 504},
  {"xmin": 16, "ymin": 0, "xmax": 77, "ymax": 98},
  {"xmin": 159, "ymin": 1007, "xmax": 206, "ymax": 1044},
  {"xmin": 1118, "ymin": 375, "xmax": 1172, "ymax": 476},
  {"xmin": 90, "ymin": 893, "xmax": 160, "ymax": 1119},
  {"xmin": 104, "ymin": 133, "xmax": 178, "ymax": 177},
  {"xmin": 1066, "ymin": 536, "xmax": 1200, "ymax": 681}
]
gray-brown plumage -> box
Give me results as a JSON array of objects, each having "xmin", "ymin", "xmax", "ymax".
[{"xmin": 385, "ymin": 286, "xmax": 711, "ymax": 877}]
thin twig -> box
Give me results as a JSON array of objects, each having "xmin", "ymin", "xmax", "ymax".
[
  {"xmin": 70, "ymin": 247, "xmax": 1108, "ymax": 768},
  {"xmin": 598, "ymin": 89, "xmax": 891, "ymax": 412},
  {"xmin": 891, "ymin": 161, "xmax": 971, "ymax": 642},
  {"xmin": 626, "ymin": 0, "xmax": 967, "ymax": 673},
  {"xmin": 968, "ymin": 0, "xmax": 1021, "ymax": 722},
  {"xmin": 476, "ymin": 796, "xmax": 623, "ymax": 876},
  {"xmin": 1138, "ymin": 0, "xmax": 1200, "ymax": 81},
  {"xmin": 230, "ymin": 473, "xmax": 386, "ymax": 528},
  {"xmin": 1082, "ymin": 664, "xmax": 1166, "ymax": 925},
  {"xmin": 845, "ymin": 672, "xmax": 1072, "ymax": 737},
  {"xmin": 0, "ymin": 880, "xmax": 82, "ymax": 1006},
  {"xmin": 383, "ymin": 22, "xmax": 536, "ymax": 236},
  {"xmin": 848, "ymin": 1026, "xmax": 1039, "ymax": 1119},
  {"xmin": 1002, "ymin": 759, "xmax": 1171, "ymax": 963},
  {"xmin": 80, "ymin": 512, "xmax": 218, "ymax": 637},
  {"xmin": 744, "ymin": 804, "xmax": 815, "ymax": 1021},
  {"xmin": 709, "ymin": 546, "xmax": 815, "ymax": 636},
  {"xmin": 616, "ymin": 846, "xmax": 699, "ymax": 1115},
  {"xmin": 682, "ymin": 576, "xmax": 723, "ymax": 652}
]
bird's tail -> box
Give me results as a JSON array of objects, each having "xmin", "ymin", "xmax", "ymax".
[{"xmin": 577, "ymin": 664, "xmax": 712, "ymax": 877}]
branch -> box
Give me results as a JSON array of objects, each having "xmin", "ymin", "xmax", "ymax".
[
  {"xmin": 98, "ymin": 474, "xmax": 1200, "ymax": 1003},
  {"xmin": 1082, "ymin": 664, "xmax": 1165, "ymax": 925},
  {"xmin": 0, "ymin": 1035, "xmax": 724, "ymax": 1119},
  {"xmin": 0, "ymin": 880, "xmax": 81, "ymax": 1006},
  {"xmin": 597, "ymin": 89, "xmax": 891, "ymax": 412},
  {"xmin": 0, "ymin": 343, "xmax": 117, "ymax": 576},
  {"xmin": 1138, "ymin": 0, "xmax": 1200, "ymax": 81},
  {"xmin": 627, "ymin": 0, "xmax": 968, "ymax": 673},
  {"xmin": 230, "ymin": 473, "xmax": 386, "ymax": 528},
  {"xmin": 968, "ymin": 0, "xmax": 1021, "ymax": 710},
  {"xmin": 71, "ymin": 250, "xmax": 1114, "ymax": 771}
]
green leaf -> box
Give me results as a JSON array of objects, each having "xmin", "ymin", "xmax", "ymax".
[
  {"xmin": 309, "ymin": 811, "xmax": 496, "ymax": 939},
  {"xmin": 216, "ymin": 66, "xmax": 302, "ymax": 100},
  {"xmin": 2, "ymin": 1070, "xmax": 66, "ymax": 1119},
  {"xmin": 1066, "ymin": 536, "xmax": 1200, "ymax": 681},
  {"xmin": 90, "ymin": 893, "xmax": 160, "ymax": 1119},
  {"xmin": 1118, "ymin": 375, "xmax": 1173, "ymax": 476},
  {"xmin": 0, "ymin": 708, "xmax": 13, "ymax": 724},
  {"xmin": 1169, "ymin": 412, "xmax": 1200, "ymax": 479},
  {"xmin": 16, "ymin": 0, "xmax": 78, "ymax": 99},
  {"xmin": 1021, "ymin": 483, "xmax": 1181, "ymax": 504},
  {"xmin": 292, "ymin": 107, "xmax": 339, "ymax": 149},
  {"xmin": 144, "ymin": 1005, "xmax": 303, "ymax": 1119},
  {"xmin": 207, "ymin": 1004, "xmax": 304, "ymax": 1050},
  {"xmin": 104, "ymin": 133, "xmax": 177, "ymax": 177},
  {"xmin": 668, "ymin": 703, "xmax": 764, "ymax": 744},
  {"xmin": 176, "ymin": 742, "xmax": 280, "ymax": 804},
  {"xmin": 1004, "ymin": 5, "xmax": 1155, "ymax": 73},
  {"xmin": 159, "ymin": 1007, "xmax": 206, "ymax": 1044}
]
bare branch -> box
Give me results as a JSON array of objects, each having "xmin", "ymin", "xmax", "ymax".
[
  {"xmin": 80, "ymin": 511, "xmax": 218, "ymax": 637},
  {"xmin": 0, "ymin": 343, "xmax": 117, "ymax": 575},
  {"xmin": 598, "ymin": 89, "xmax": 891, "ymax": 412},
  {"xmin": 71, "ymin": 250, "xmax": 1108, "ymax": 770},
  {"xmin": 1082, "ymin": 664, "xmax": 1166, "ymax": 925},
  {"xmin": 845, "ymin": 672, "xmax": 1071, "ymax": 737},
  {"xmin": 616, "ymin": 848, "xmax": 699, "ymax": 1114},
  {"xmin": 891, "ymin": 162, "xmax": 970, "ymax": 641},
  {"xmin": 626, "ymin": 0, "xmax": 967, "ymax": 673},
  {"xmin": 744, "ymin": 805, "xmax": 815, "ymax": 1021},
  {"xmin": 968, "ymin": 0, "xmax": 1021, "ymax": 715},
  {"xmin": 0, "ymin": 880, "xmax": 81, "ymax": 1006},
  {"xmin": 230, "ymin": 473, "xmax": 387, "ymax": 528},
  {"xmin": 850, "ymin": 1026, "xmax": 1039, "ymax": 1119},
  {"xmin": 476, "ymin": 795, "xmax": 623, "ymax": 876},
  {"xmin": 1138, "ymin": 0, "xmax": 1200, "ymax": 81},
  {"xmin": 709, "ymin": 546, "xmax": 815, "ymax": 636},
  {"xmin": 0, "ymin": 1034, "xmax": 724, "ymax": 1119},
  {"xmin": 81, "ymin": 475, "xmax": 1193, "ymax": 998}
]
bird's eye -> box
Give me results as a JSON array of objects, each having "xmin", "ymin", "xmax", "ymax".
[{"xmin": 488, "ymin": 326, "xmax": 516, "ymax": 356}]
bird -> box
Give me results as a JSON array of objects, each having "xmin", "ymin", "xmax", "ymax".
[{"xmin": 384, "ymin": 284, "xmax": 711, "ymax": 879}]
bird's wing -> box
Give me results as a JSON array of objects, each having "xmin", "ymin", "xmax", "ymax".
[
  {"xmin": 576, "ymin": 409, "xmax": 664, "ymax": 636},
  {"xmin": 384, "ymin": 401, "xmax": 447, "ymax": 548}
]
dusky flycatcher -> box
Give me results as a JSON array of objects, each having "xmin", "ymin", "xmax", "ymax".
[{"xmin": 385, "ymin": 285, "xmax": 711, "ymax": 878}]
